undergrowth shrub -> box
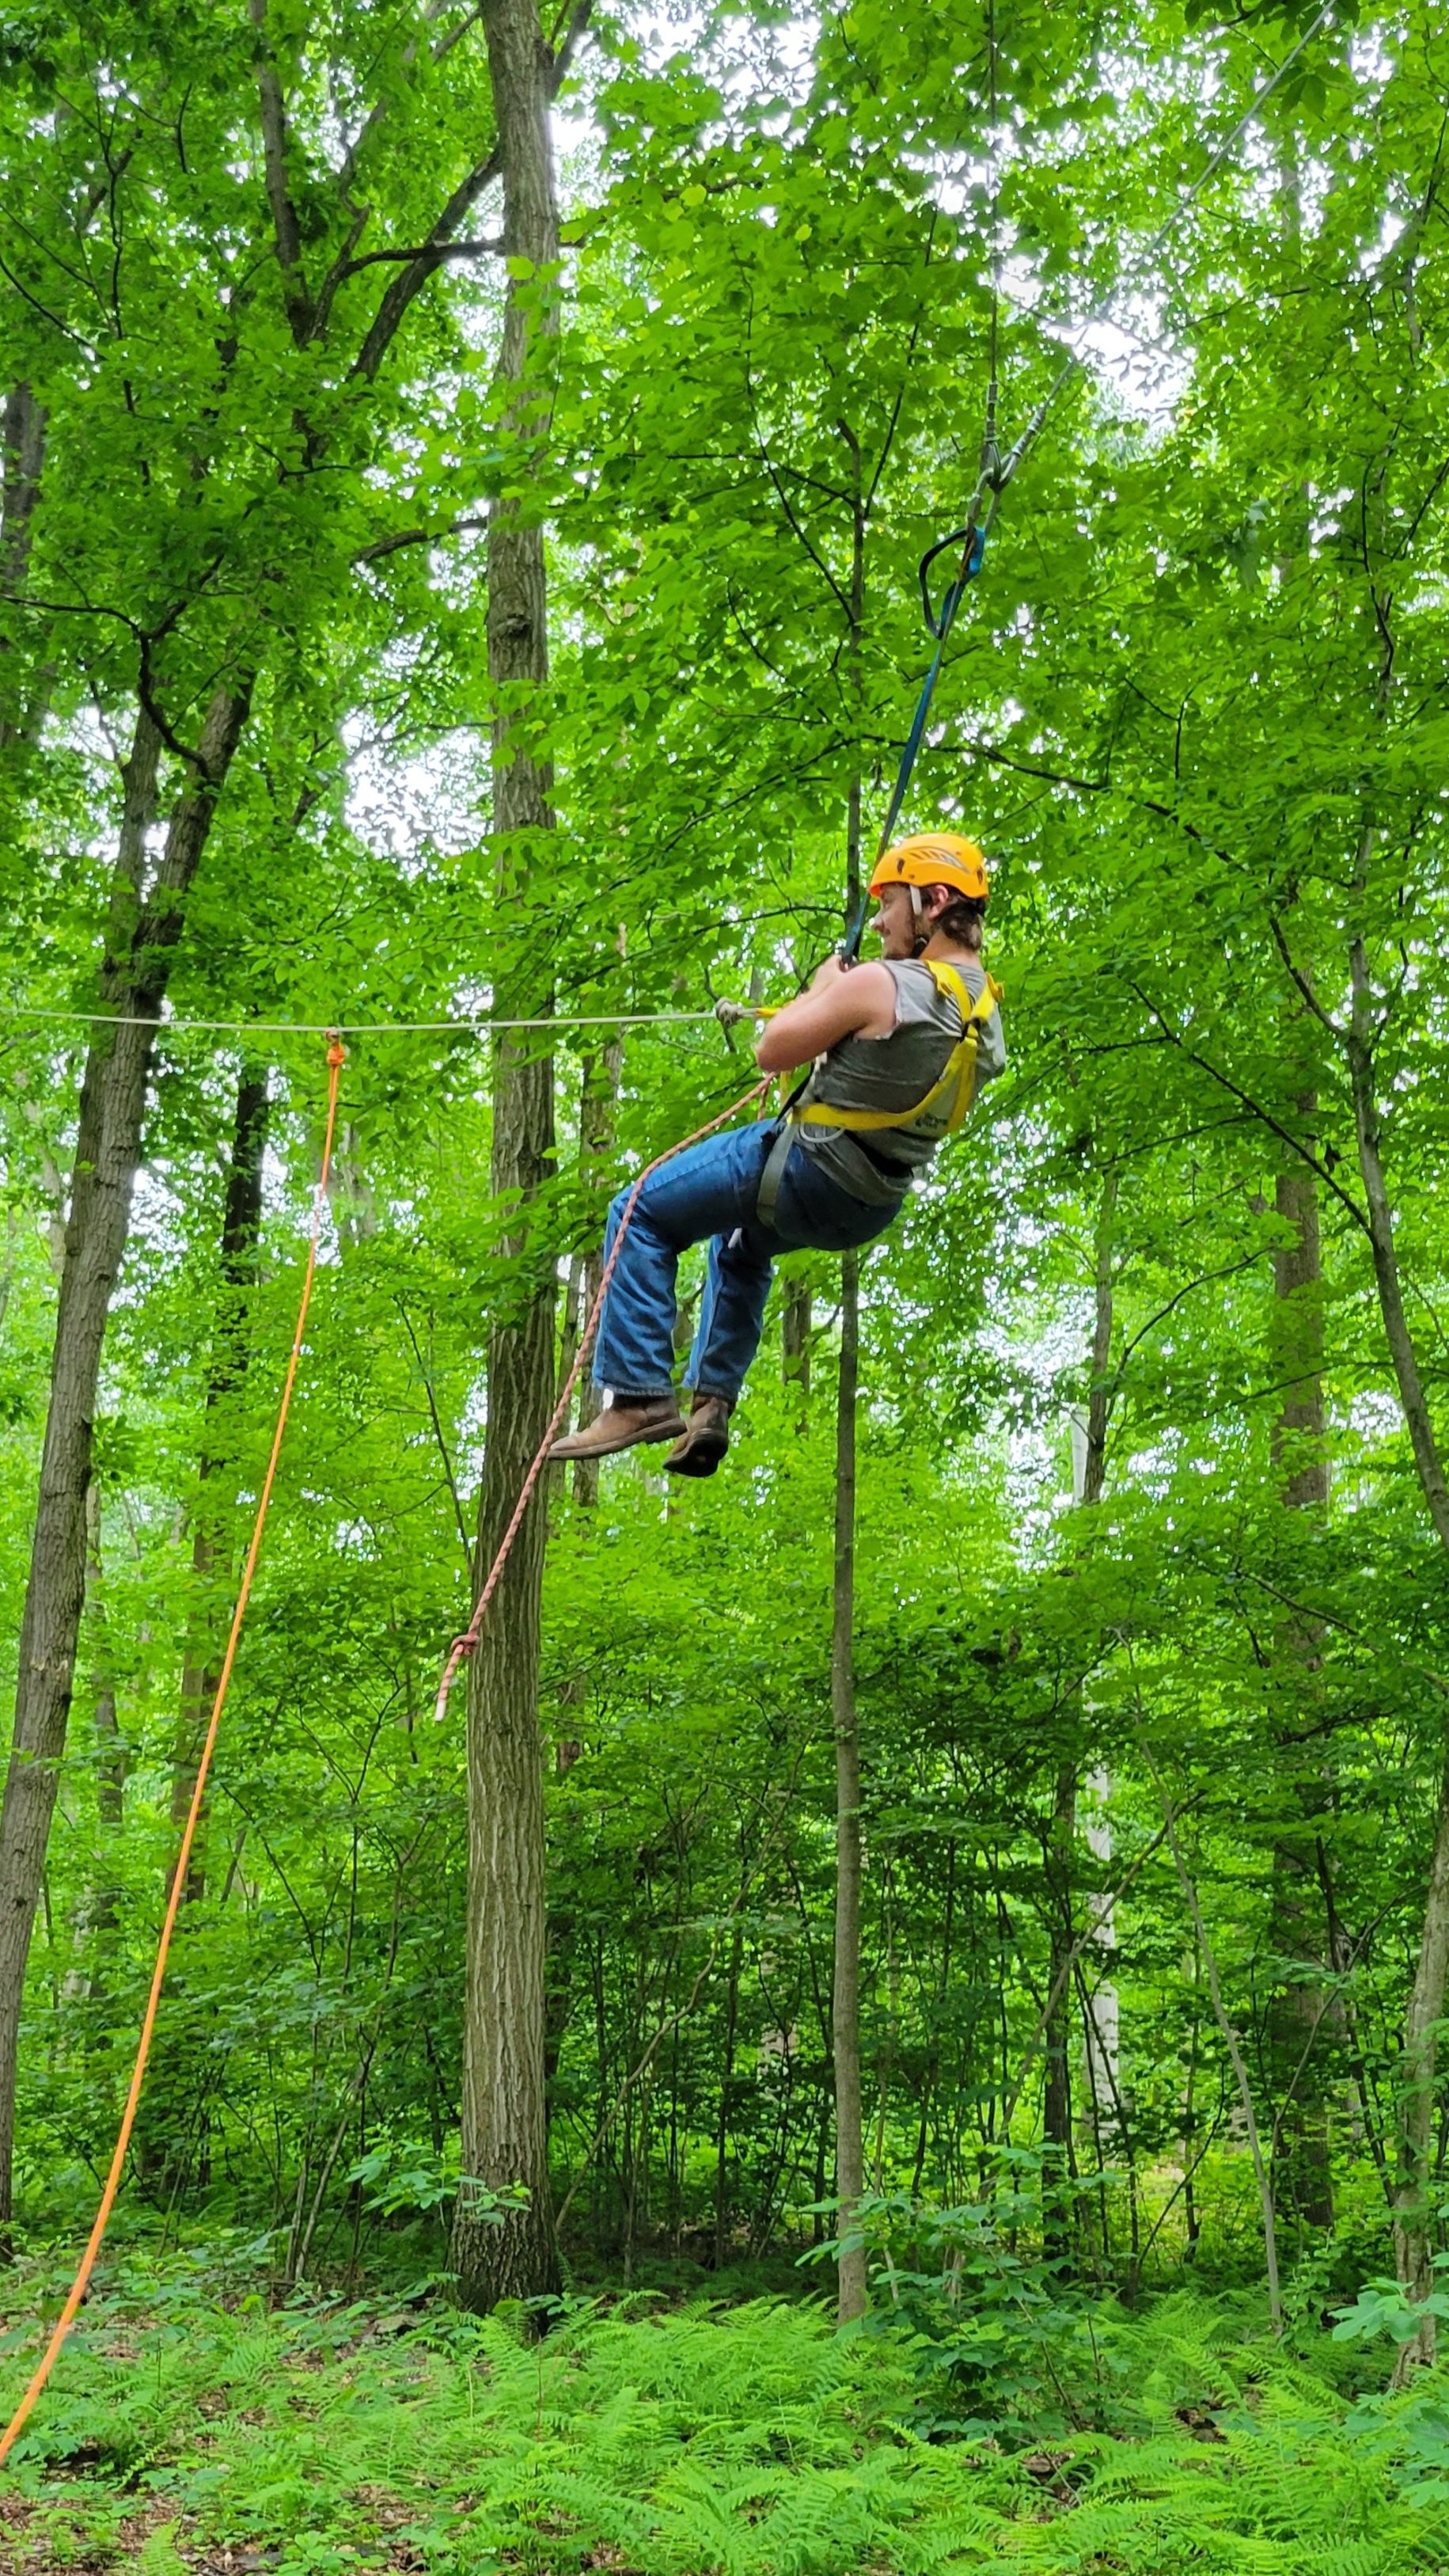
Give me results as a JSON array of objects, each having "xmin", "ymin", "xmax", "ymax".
[{"xmin": 3, "ymin": 2262, "xmax": 1449, "ymax": 2573}]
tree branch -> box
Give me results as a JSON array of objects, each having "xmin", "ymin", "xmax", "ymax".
[
  {"xmin": 349, "ymin": 2, "xmax": 593, "ymax": 382},
  {"xmin": 334, "ymin": 0, "xmax": 484, "ymax": 198},
  {"xmin": 1346, "ymin": 930, "xmax": 1449, "ymax": 1561},
  {"xmin": 355, "ymin": 515, "xmax": 488, "ymax": 564},
  {"xmin": 740, "ymin": 298, "xmax": 852, "ymax": 621},
  {"xmin": 864, "ymin": 207, "xmax": 937, "ymax": 515},
  {"xmin": 338, "ymin": 237, "xmax": 503, "ymax": 275},
  {"xmin": 1265, "ymin": 911, "xmax": 1345, "ymax": 1039},
  {"xmin": 248, "ymin": 0, "xmax": 313, "ymax": 342},
  {"xmin": 351, "ymin": 154, "xmax": 503, "ymax": 377},
  {"xmin": 548, "ymin": 0, "xmax": 594, "ymax": 89},
  {"xmin": 1124, "ymin": 978, "xmax": 1370, "ymax": 1235}
]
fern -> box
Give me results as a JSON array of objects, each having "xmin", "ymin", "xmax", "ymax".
[{"xmin": 5, "ymin": 2274, "xmax": 1449, "ymax": 2574}]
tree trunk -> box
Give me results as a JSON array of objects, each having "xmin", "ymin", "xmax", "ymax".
[
  {"xmin": 1269, "ymin": 1151, "xmax": 1329, "ymax": 1517},
  {"xmin": 713, "ymin": 1915, "xmax": 744, "ymax": 2270},
  {"xmin": 1265, "ymin": 1115, "xmax": 1337, "ymax": 2234},
  {"xmin": 0, "ymin": 382, "xmax": 49, "ymax": 749},
  {"xmin": 63, "ymin": 1482, "xmax": 127, "ymax": 2002},
  {"xmin": 832, "ymin": 1241, "xmax": 867, "ymax": 2324},
  {"xmin": 1045, "ymin": 1172, "xmax": 1116, "ymax": 2247},
  {"xmin": 831, "ymin": 463, "xmax": 869, "ymax": 2327},
  {"xmin": 571, "ymin": 1041, "xmax": 622, "ymax": 1508},
  {"xmin": 0, "ymin": 681, "xmax": 249, "ymax": 2230},
  {"xmin": 85, "ymin": 1487, "xmax": 127, "ymax": 1849},
  {"xmin": 1041, "ymin": 1761, "xmax": 1076, "ymax": 2241},
  {"xmin": 1391, "ymin": 1758, "xmax": 1449, "ymax": 2385},
  {"xmin": 783, "ymin": 1275, "xmax": 812, "ymax": 1415},
  {"xmin": 171, "ymin": 1067, "xmax": 271, "ymax": 1906},
  {"xmin": 452, "ymin": 0, "xmax": 563, "ymax": 2316},
  {"xmin": 1345, "ymin": 929, "xmax": 1449, "ymax": 2350}
]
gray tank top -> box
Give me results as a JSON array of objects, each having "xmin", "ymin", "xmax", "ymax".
[{"xmin": 793, "ymin": 956, "xmax": 1005, "ymax": 1208}]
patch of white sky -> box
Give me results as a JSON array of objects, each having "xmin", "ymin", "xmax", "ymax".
[
  {"xmin": 457, "ymin": 1370, "xmax": 489, "ymax": 1499},
  {"xmin": 110, "ymin": 1166, "xmax": 191, "ymax": 1298},
  {"xmin": 342, "ymin": 695, "xmax": 484, "ymax": 872},
  {"xmin": 931, "ymin": 15, "xmax": 1393, "ymax": 435},
  {"xmin": 988, "ymin": 1301, "xmax": 1091, "ymax": 1563},
  {"xmin": 115, "ymin": 1094, "xmax": 353, "ymax": 1309},
  {"xmin": 617, "ymin": 0, "xmax": 821, "ymax": 134},
  {"xmin": 1334, "ymin": 1389, "xmax": 1409, "ymax": 1513}
]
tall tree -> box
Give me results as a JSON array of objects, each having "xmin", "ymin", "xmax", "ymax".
[
  {"xmin": 0, "ymin": 0, "xmax": 591, "ymax": 2228},
  {"xmin": 452, "ymin": 0, "xmax": 579, "ymax": 2315},
  {"xmin": 1042, "ymin": 1169, "xmax": 1117, "ymax": 2248},
  {"xmin": 170, "ymin": 1066, "xmax": 271, "ymax": 1907},
  {"xmin": 832, "ymin": 1240, "xmax": 867, "ymax": 2324}
]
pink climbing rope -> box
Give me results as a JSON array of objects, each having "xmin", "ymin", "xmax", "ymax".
[{"xmin": 433, "ymin": 1075, "xmax": 771, "ymax": 1724}]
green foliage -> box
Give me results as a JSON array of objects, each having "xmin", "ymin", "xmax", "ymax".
[
  {"xmin": 1333, "ymin": 2254, "xmax": 1449, "ymax": 2354},
  {"xmin": 6, "ymin": 0, "xmax": 1449, "ymax": 2458},
  {"xmin": 809, "ymin": 2167, "xmax": 1129, "ymax": 2437},
  {"xmin": 6, "ymin": 2272, "xmax": 1449, "ymax": 2574}
]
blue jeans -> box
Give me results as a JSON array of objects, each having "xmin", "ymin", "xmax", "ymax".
[{"xmin": 593, "ymin": 1120, "xmax": 897, "ymax": 1403}]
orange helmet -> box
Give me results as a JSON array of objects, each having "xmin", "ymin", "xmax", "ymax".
[{"xmin": 869, "ymin": 832, "xmax": 988, "ymax": 906}]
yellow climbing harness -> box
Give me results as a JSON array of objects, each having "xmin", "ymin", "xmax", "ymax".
[
  {"xmin": 756, "ymin": 961, "xmax": 1002, "ymax": 1228},
  {"xmin": 794, "ymin": 959, "xmax": 1003, "ymax": 1142}
]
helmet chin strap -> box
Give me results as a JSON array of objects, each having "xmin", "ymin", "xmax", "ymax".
[{"xmin": 908, "ymin": 883, "xmax": 928, "ymax": 958}]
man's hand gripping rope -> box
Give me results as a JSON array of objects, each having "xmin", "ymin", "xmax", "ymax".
[{"xmin": 432, "ymin": 1073, "xmax": 772, "ymax": 1728}]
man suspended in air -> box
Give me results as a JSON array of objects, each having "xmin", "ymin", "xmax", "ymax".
[{"xmin": 548, "ymin": 834, "xmax": 1005, "ymax": 1480}]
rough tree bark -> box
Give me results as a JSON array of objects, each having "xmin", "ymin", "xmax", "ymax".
[
  {"xmin": 170, "ymin": 1068, "xmax": 271, "ymax": 1906},
  {"xmin": 0, "ymin": 382, "xmax": 48, "ymax": 749},
  {"xmin": 66, "ymin": 1483, "xmax": 127, "ymax": 1995},
  {"xmin": 0, "ymin": 683, "xmax": 250, "ymax": 2228},
  {"xmin": 452, "ymin": 0, "xmax": 566, "ymax": 2314}
]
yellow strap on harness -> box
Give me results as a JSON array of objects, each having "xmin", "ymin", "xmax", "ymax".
[{"xmin": 793, "ymin": 961, "xmax": 1002, "ymax": 1139}]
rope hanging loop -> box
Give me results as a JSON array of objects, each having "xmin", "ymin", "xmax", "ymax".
[{"xmin": 0, "ymin": 1034, "xmax": 348, "ymax": 2472}]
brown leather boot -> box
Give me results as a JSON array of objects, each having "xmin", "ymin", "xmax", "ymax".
[
  {"xmin": 664, "ymin": 1393, "xmax": 734, "ymax": 1479},
  {"xmin": 548, "ymin": 1396, "xmax": 685, "ymax": 1464}
]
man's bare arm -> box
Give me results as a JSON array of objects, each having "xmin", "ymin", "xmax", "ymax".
[{"xmin": 754, "ymin": 959, "xmax": 897, "ymax": 1073}]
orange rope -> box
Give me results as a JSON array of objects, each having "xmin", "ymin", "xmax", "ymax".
[
  {"xmin": 0, "ymin": 1036, "xmax": 347, "ymax": 2472},
  {"xmin": 433, "ymin": 1074, "xmax": 771, "ymax": 1727}
]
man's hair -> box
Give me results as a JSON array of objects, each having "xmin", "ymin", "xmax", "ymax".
[{"xmin": 927, "ymin": 888, "xmax": 984, "ymax": 952}]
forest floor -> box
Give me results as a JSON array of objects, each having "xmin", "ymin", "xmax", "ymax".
[{"xmin": 0, "ymin": 2255, "xmax": 1446, "ymax": 2575}]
